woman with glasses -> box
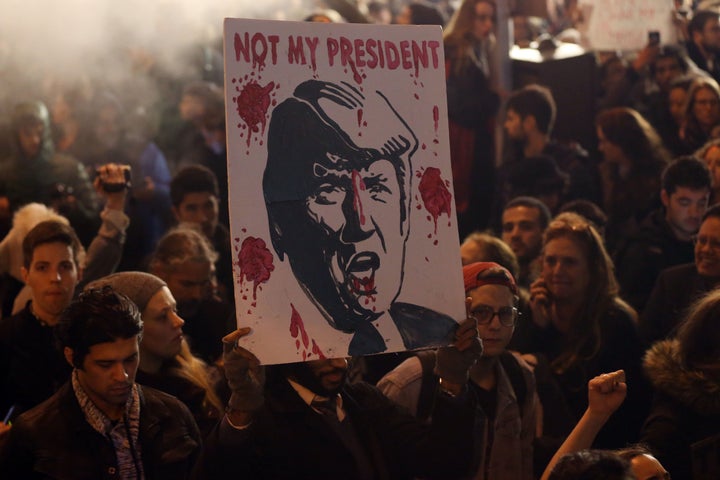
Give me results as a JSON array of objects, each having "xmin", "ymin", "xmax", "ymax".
[
  {"xmin": 512, "ymin": 212, "xmax": 648, "ymax": 450},
  {"xmin": 378, "ymin": 262, "xmax": 537, "ymax": 480},
  {"xmin": 680, "ymin": 77, "xmax": 720, "ymax": 154}
]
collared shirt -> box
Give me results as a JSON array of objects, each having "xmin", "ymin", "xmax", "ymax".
[
  {"xmin": 287, "ymin": 378, "xmax": 346, "ymax": 422},
  {"xmin": 71, "ymin": 370, "xmax": 144, "ymax": 480}
]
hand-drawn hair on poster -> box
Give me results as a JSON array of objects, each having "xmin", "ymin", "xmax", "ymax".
[{"xmin": 262, "ymin": 80, "xmax": 457, "ymax": 355}]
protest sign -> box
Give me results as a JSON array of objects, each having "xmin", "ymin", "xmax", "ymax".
[{"xmin": 225, "ymin": 19, "xmax": 465, "ymax": 364}]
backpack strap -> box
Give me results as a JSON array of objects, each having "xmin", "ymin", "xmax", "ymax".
[
  {"xmin": 415, "ymin": 350, "xmax": 438, "ymax": 421},
  {"xmin": 498, "ymin": 351, "xmax": 527, "ymax": 417}
]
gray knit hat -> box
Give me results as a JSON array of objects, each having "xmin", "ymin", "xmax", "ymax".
[{"xmin": 86, "ymin": 271, "xmax": 167, "ymax": 312}]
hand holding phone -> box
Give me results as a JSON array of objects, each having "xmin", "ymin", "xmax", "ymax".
[
  {"xmin": 529, "ymin": 277, "xmax": 552, "ymax": 328},
  {"xmin": 648, "ymin": 30, "xmax": 660, "ymax": 46}
]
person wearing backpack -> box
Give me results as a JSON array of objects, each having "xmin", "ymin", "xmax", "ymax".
[{"xmin": 378, "ymin": 261, "xmax": 537, "ymax": 480}]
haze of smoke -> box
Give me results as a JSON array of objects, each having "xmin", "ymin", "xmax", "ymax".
[{"xmin": 0, "ymin": 0, "xmax": 312, "ymax": 108}]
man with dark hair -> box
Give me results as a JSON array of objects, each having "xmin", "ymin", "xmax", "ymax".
[
  {"xmin": 0, "ymin": 164, "xmax": 130, "ymax": 419},
  {"xmin": 0, "ymin": 221, "xmax": 81, "ymax": 419},
  {"xmin": 0, "ymin": 287, "xmax": 201, "ymax": 478},
  {"xmin": 500, "ymin": 196, "xmax": 551, "ymax": 289},
  {"xmin": 615, "ymin": 156, "xmax": 711, "ymax": 312},
  {"xmin": 640, "ymin": 45, "xmax": 698, "ymax": 155},
  {"xmin": 263, "ymin": 80, "xmax": 456, "ymax": 355},
  {"xmin": 502, "ymin": 84, "xmax": 601, "ymax": 206},
  {"xmin": 686, "ymin": 10, "xmax": 720, "ymax": 82},
  {"xmin": 195, "ymin": 320, "xmax": 482, "ymax": 478},
  {"xmin": 548, "ymin": 450, "xmax": 634, "ymax": 480},
  {"xmin": 648, "ymin": 45, "xmax": 690, "ymax": 94},
  {"xmin": 170, "ymin": 164, "xmax": 232, "ymax": 300},
  {"xmin": 640, "ymin": 203, "xmax": 720, "ymax": 346}
]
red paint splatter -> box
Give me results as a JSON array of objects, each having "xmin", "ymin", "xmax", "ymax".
[
  {"xmin": 237, "ymin": 236, "xmax": 274, "ymax": 300},
  {"xmin": 236, "ymin": 80, "xmax": 275, "ymax": 147},
  {"xmin": 357, "ymin": 108, "xmax": 363, "ymax": 128},
  {"xmin": 433, "ymin": 105, "xmax": 439, "ymax": 133},
  {"xmin": 241, "ymin": 228, "xmax": 247, "ymax": 233},
  {"xmin": 343, "ymin": 59, "xmax": 363, "ymax": 84},
  {"xmin": 351, "ymin": 275, "xmax": 375, "ymax": 295},
  {"xmin": 414, "ymin": 93, "xmax": 419, "ymax": 100},
  {"xmin": 419, "ymin": 167, "xmax": 453, "ymax": 234},
  {"xmin": 311, "ymin": 339, "xmax": 326, "ymax": 359},
  {"xmin": 289, "ymin": 303, "xmax": 310, "ymax": 349},
  {"xmin": 421, "ymin": 143, "xmax": 426, "ymax": 150},
  {"xmin": 351, "ymin": 170, "xmax": 366, "ymax": 226}
]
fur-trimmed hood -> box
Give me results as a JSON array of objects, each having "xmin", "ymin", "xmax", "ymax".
[
  {"xmin": 0, "ymin": 203, "xmax": 70, "ymax": 282},
  {"xmin": 644, "ymin": 339, "xmax": 720, "ymax": 416}
]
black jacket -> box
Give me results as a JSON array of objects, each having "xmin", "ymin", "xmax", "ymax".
[
  {"xmin": 640, "ymin": 263, "xmax": 714, "ymax": 347},
  {"xmin": 0, "ymin": 303, "xmax": 71, "ymax": 417},
  {"xmin": 642, "ymin": 339, "xmax": 720, "ymax": 479},
  {"xmin": 0, "ymin": 382, "xmax": 201, "ymax": 479},
  {"xmin": 614, "ymin": 209, "xmax": 695, "ymax": 313},
  {"xmin": 194, "ymin": 377, "xmax": 477, "ymax": 479}
]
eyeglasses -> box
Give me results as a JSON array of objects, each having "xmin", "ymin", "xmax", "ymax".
[
  {"xmin": 693, "ymin": 234, "xmax": 720, "ymax": 250},
  {"xmin": 469, "ymin": 305, "xmax": 518, "ymax": 327}
]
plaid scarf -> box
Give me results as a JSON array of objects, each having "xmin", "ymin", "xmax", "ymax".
[{"xmin": 72, "ymin": 370, "xmax": 145, "ymax": 480}]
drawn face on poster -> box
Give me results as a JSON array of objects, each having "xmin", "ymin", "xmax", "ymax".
[{"xmin": 226, "ymin": 20, "xmax": 465, "ymax": 364}]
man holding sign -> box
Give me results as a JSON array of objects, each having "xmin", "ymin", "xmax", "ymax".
[{"xmin": 194, "ymin": 319, "xmax": 482, "ymax": 479}]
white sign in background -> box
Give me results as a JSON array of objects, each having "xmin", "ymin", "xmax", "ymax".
[
  {"xmin": 224, "ymin": 19, "xmax": 465, "ymax": 365},
  {"xmin": 581, "ymin": 0, "xmax": 676, "ymax": 51}
]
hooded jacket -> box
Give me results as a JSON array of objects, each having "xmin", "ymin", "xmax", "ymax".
[{"xmin": 642, "ymin": 339, "xmax": 720, "ymax": 479}]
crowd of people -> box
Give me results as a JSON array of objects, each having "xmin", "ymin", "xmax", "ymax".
[{"xmin": 1, "ymin": 0, "xmax": 720, "ymax": 478}]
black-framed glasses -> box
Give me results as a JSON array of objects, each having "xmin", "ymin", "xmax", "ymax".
[{"xmin": 469, "ymin": 305, "xmax": 518, "ymax": 327}]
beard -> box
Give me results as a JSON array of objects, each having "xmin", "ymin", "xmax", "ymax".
[{"xmin": 281, "ymin": 361, "xmax": 347, "ymax": 396}]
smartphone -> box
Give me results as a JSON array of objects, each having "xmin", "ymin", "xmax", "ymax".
[{"xmin": 648, "ymin": 30, "xmax": 660, "ymax": 46}]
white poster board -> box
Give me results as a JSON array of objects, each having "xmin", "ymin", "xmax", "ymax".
[
  {"xmin": 224, "ymin": 19, "xmax": 465, "ymax": 365},
  {"xmin": 580, "ymin": 0, "xmax": 676, "ymax": 51}
]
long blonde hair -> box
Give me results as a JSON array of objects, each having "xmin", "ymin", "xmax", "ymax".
[{"xmin": 169, "ymin": 339, "xmax": 223, "ymax": 413}]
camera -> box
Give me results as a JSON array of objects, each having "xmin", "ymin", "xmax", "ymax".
[{"xmin": 96, "ymin": 165, "xmax": 132, "ymax": 192}]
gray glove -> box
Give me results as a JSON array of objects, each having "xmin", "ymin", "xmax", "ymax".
[
  {"xmin": 223, "ymin": 328, "xmax": 266, "ymax": 412},
  {"xmin": 434, "ymin": 317, "xmax": 483, "ymax": 384}
]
